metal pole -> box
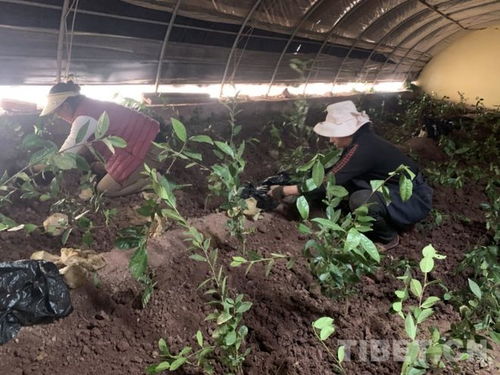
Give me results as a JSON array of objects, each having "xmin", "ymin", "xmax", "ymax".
[
  {"xmin": 266, "ymin": 0, "xmax": 327, "ymax": 96},
  {"xmin": 395, "ymin": 10, "xmax": 497, "ymax": 81},
  {"xmin": 219, "ymin": 0, "xmax": 262, "ymax": 97},
  {"xmin": 56, "ymin": 0, "xmax": 70, "ymax": 83},
  {"xmin": 355, "ymin": 6, "xmax": 435, "ymax": 84},
  {"xmin": 371, "ymin": 0, "xmax": 494, "ymax": 85},
  {"xmin": 154, "ymin": 0, "xmax": 182, "ymax": 92},
  {"xmin": 330, "ymin": 0, "xmax": 417, "ymax": 87},
  {"xmin": 302, "ymin": 0, "xmax": 365, "ymax": 94}
]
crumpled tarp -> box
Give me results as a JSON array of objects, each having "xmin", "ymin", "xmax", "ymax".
[{"xmin": 0, "ymin": 260, "xmax": 73, "ymax": 345}]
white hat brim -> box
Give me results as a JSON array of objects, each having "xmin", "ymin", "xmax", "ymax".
[
  {"xmin": 40, "ymin": 92, "xmax": 79, "ymax": 116},
  {"xmin": 313, "ymin": 119, "xmax": 367, "ymax": 138}
]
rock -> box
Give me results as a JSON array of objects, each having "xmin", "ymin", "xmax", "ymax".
[
  {"xmin": 116, "ymin": 340, "xmax": 130, "ymax": 352},
  {"xmin": 78, "ymin": 188, "xmax": 93, "ymax": 201},
  {"xmin": 42, "ymin": 213, "xmax": 68, "ymax": 236},
  {"xmin": 95, "ymin": 311, "xmax": 109, "ymax": 321}
]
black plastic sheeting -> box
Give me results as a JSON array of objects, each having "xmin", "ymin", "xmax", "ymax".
[
  {"xmin": 0, "ymin": 260, "xmax": 73, "ymax": 345},
  {"xmin": 0, "ymin": 0, "xmax": 498, "ymax": 84}
]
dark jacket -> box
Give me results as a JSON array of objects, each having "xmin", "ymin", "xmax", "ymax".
[{"xmin": 327, "ymin": 124, "xmax": 432, "ymax": 225}]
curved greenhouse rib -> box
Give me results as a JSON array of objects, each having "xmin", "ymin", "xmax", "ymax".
[
  {"xmin": 56, "ymin": 0, "xmax": 70, "ymax": 83},
  {"xmin": 266, "ymin": 0, "xmax": 327, "ymax": 96},
  {"xmin": 219, "ymin": 0, "xmax": 263, "ymax": 97},
  {"xmin": 154, "ymin": 0, "xmax": 182, "ymax": 92},
  {"xmin": 372, "ymin": 1, "xmax": 494, "ymax": 84},
  {"xmin": 302, "ymin": 0, "xmax": 366, "ymax": 93},
  {"xmin": 331, "ymin": 0, "xmax": 422, "ymax": 87}
]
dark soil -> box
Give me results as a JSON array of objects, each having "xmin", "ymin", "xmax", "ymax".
[{"xmin": 0, "ymin": 96, "xmax": 497, "ymax": 375}]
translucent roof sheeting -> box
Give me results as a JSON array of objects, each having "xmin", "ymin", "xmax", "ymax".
[{"xmin": 0, "ymin": 0, "xmax": 499, "ymax": 89}]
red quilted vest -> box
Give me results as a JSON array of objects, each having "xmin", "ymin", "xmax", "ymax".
[{"xmin": 71, "ymin": 97, "xmax": 159, "ymax": 183}]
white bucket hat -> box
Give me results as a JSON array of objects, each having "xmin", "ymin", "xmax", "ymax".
[
  {"xmin": 40, "ymin": 91, "xmax": 80, "ymax": 116},
  {"xmin": 313, "ymin": 100, "xmax": 370, "ymax": 138}
]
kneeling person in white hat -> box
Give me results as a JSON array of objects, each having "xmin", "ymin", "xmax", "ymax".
[{"xmin": 268, "ymin": 100, "xmax": 432, "ymax": 250}]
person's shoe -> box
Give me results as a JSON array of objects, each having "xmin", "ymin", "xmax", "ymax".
[{"xmin": 375, "ymin": 234, "xmax": 400, "ymax": 252}]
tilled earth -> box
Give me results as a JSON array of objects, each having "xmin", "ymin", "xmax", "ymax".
[{"xmin": 0, "ymin": 102, "xmax": 498, "ymax": 374}]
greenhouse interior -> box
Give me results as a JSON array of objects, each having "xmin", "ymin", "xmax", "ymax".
[{"xmin": 0, "ymin": 1, "xmax": 499, "ymax": 374}]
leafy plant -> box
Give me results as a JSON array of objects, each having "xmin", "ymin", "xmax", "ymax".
[
  {"xmin": 0, "ymin": 112, "xmax": 125, "ymax": 244},
  {"xmin": 206, "ymin": 98, "xmax": 252, "ymax": 250},
  {"xmin": 450, "ymin": 244, "xmax": 499, "ymax": 345},
  {"xmin": 145, "ymin": 167, "xmax": 252, "ymax": 374},
  {"xmin": 312, "ymin": 317, "xmax": 345, "ymax": 374},
  {"xmin": 392, "ymin": 244, "xmax": 466, "ymax": 374},
  {"xmin": 297, "ymin": 164, "xmax": 415, "ymax": 296}
]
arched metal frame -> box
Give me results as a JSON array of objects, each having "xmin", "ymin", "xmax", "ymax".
[
  {"xmin": 355, "ymin": 5, "xmax": 437, "ymax": 84},
  {"xmin": 416, "ymin": 0, "xmax": 468, "ymax": 29},
  {"xmin": 331, "ymin": 0, "xmax": 423, "ymax": 86},
  {"xmin": 396, "ymin": 10, "xmax": 500, "ymax": 81},
  {"xmin": 56, "ymin": 0, "xmax": 70, "ymax": 83},
  {"xmin": 372, "ymin": 0, "xmax": 495, "ymax": 84},
  {"xmin": 154, "ymin": 0, "xmax": 182, "ymax": 92},
  {"xmin": 301, "ymin": 0, "xmax": 366, "ymax": 94},
  {"xmin": 219, "ymin": 0, "xmax": 263, "ymax": 97},
  {"xmin": 265, "ymin": 0, "xmax": 327, "ymax": 96}
]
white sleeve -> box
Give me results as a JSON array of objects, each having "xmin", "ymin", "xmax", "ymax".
[{"xmin": 60, "ymin": 115, "xmax": 98, "ymax": 154}]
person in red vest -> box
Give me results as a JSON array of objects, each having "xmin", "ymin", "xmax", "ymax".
[{"xmin": 39, "ymin": 81, "xmax": 160, "ymax": 196}]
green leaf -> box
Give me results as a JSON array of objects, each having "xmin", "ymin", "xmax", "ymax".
[
  {"xmin": 214, "ymin": 141, "xmax": 234, "ymax": 158},
  {"xmin": 196, "ymin": 330, "xmax": 203, "ymax": 347},
  {"xmin": 419, "ymin": 256, "xmax": 434, "ymax": 273},
  {"xmin": 236, "ymin": 301, "xmax": 252, "ymax": 314},
  {"xmin": 467, "ymin": 279, "xmax": 482, "ymax": 299},
  {"xmin": 392, "ymin": 301, "xmax": 402, "ymax": 312},
  {"xmin": 421, "ymin": 296, "xmax": 440, "ymax": 309},
  {"xmin": 190, "ymin": 135, "xmax": 213, "ymax": 144},
  {"xmin": 75, "ymin": 120, "xmax": 90, "ymax": 144},
  {"xmin": 146, "ymin": 361, "xmax": 170, "ymax": 374},
  {"xmin": 23, "ymin": 223, "xmax": 38, "ymax": 233},
  {"xmin": 313, "ymin": 317, "xmax": 333, "ymax": 329},
  {"xmin": 183, "ymin": 151, "xmax": 202, "ymax": 161},
  {"xmin": 416, "ymin": 308, "xmax": 433, "ymax": 324},
  {"xmin": 217, "ymin": 312, "xmax": 232, "ymax": 325},
  {"xmin": 105, "ymin": 136, "xmax": 127, "ymax": 148},
  {"xmin": 158, "ymin": 338, "xmax": 169, "ymax": 354},
  {"xmin": 296, "ymin": 196, "xmax": 309, "ymax": 220},
  {"xmin": 370, "ymin": 180, "xmax": 385, "ymax": 192},
  {"xmin": 422, "ymin": 244, "xmax": 436, "ymax": 258},
  {"xmin": 101, "ymin": 138, "xmax": 115, "ymax": 154},
  {"xmin": 95, "ymin": 112, "xmax": 110, "ymax": 139},
  {"xmin": 298, "ymin": 223, "xmax": 312, "ymax": 234},
  {"xmin": 189, "ymin": 254, "xmax": 207, "ymax": 262},
  {"xmin": 395, "ymin": 290, "xmax": 406, "ymax": 299},
  {"xmin": 410, "ymin": 279, "xmax": 423, "ymax": 298},
  {"xmin": 338, "ymin": 346, "xmax": 345, "ymax": 363},
  {"xmin": 61, "ymin": 227, "xmax": 72, "ymax": 245},
  {"xmin": 171, "ymin": 118, "xmax": 187, "ymax": 142},
  {"xmin": 344, "ymin": 228, "xmax": 361, "ymax": 251},
  {"xmin": 311, "ymin": 218, "xmax": 344, "ymax": 232},
  {"xmin": 405, "ymin": 314, "xmax": 417, "ymax": 340},
  {"xmin": 399, "ymin": 175, "xmax": 413, "ymax": 201},
  {"xmin": 225, "ymin": 330, "xmax": 237, "ymax": 346},
  {"xmin": 312, "ymin": 161, "xmax": 325, "ymax": 187},
  {"xmin": 129, "ymin": 247, "xmax": 148, "ymax": 279},
  {"xmin": 52, "ymin": 154, "xmax": 76, "ymax": 170},
  {"xmin": 169, "ymin": 357, "xmax": 187, "ymax": 371},
  {"xmin": 359, "ymin": 233, "xmax": 380, "ymax": 262},
  {"xmin": 320, "ymin": 326, "xmax": 335, "ymax": 341}
]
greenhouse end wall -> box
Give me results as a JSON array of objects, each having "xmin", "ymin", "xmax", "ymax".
[{"xmin": 417, "ymin": 25, "xmax": 500, "ymax": 109}]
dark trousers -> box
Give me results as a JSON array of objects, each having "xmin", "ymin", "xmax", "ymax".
[{"xmin": 349, "ymin": 190, "xmax": 397, "ymax": 243}]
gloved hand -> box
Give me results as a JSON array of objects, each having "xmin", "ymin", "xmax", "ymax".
[{"xmin": 267, "ymin": 185, "xmax": 285, "ymax": 201}]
